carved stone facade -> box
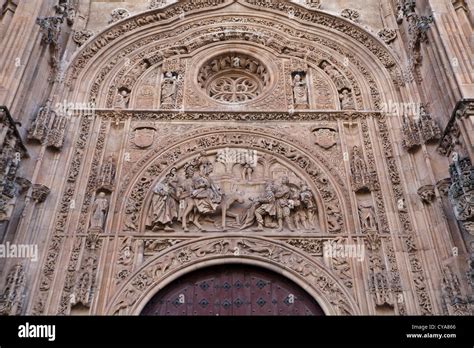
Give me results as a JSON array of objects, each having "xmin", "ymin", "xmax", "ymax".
[{"xmin": 0, "ymin": 0, "xmax": 472, "ymax": 316}]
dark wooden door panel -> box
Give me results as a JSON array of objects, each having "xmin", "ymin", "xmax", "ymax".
[{"xmin": 141, "ymin": 265, "xmax": 324, "ymax": 316}]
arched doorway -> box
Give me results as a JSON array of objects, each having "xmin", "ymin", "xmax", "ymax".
[{"xmin": 141, "ymin": 265, "xmax": 325, "ymax": 316}]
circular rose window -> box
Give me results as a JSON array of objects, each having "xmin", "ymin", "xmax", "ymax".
[
  {"xmin": 208, "ymin": 73, "xmax": 261, "ymax": 103},
  {"xmin": 197, "ymin": 53, "xmax": 270, "ymax": 105}
]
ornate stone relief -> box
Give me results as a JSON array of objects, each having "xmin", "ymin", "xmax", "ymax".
[
  {"xmin": 418, "ymin": 105, "xmax": 441, "ymax": 143},
  {"xmin": 197, "ymin": 53, "xmax": 270, "ymax": 105},
  {"xmin": 350, "ymin": 146, "xmax": 376, "ymax": 192},
  {"xmin": 401, "ymin": 115, "xmax": 421, "ymax": 151},
  {"xmin": 33, "ymin": 116, "xmax": 94, "ymax": 314},
  {"xmin": 90, "ymin": 193, "xmax": 109, "ymax": 232},
  {"xmin": 312, "ymin": 127, "xmax": 337, "ymax": 150},
  {"xmin": 28, "ymin": 101, "xmax": 54, "ymax": 143},
  {"xmin": 88, "ymin": 17, "xmax": 376, "ymax": 110},
  {"xmin": 311, "ymin": 69, "xmax": 337, "ymax": 110},
  {"xmin": 368, "ymin": 253, "xmax": 394, "ymax": 307},
  {"xmin": 149, "ymin": 0, "xmax": 168, "ymax": 9},
  {"xmin": 441, "ymin": 265, "xmax": 473, "ymax": 315},
  {"xmin": 376, "ymin": 115, "xmax": 434, "ymax": 314},
  {"xmin": 398, "ymin": 0, "xmax": 433, "ymax": 75},
  {"xmin": 144, "ymin": 152, "xmax": 321, "ymax": 233},
  {"xmin": 0, "ymin": 264, "xmax": 25, "ymax": 315},
  {"xmin": 109, "ymin": 8, "xmax": 130, "ymax": 24},
  {"xmin": 121, "ymin": 126, "xmax": 346, "ymax": 235},
  {"xmin": 31, "ymin": 184, "xmax": 51, "ymax": 203},
  {"xmin": 377, "ymin": 29, "xmax": 397, "ymax": 44},
  {"xmin": 73, "ymin": 30, "xmax": 94, "ymax": 47},
  {"xmin": 68, "ymin": 0, "xmax": 397, "ymax": 87},
  {"xmin": 0, "ymin": 107, "xmax": 27, "ymax": 222},
  {"xmin": 115, "ymin": 237, "xmax": 135, "ymax": 285},
  {"xmin": 304, "ymin": 0, "xmax": 320, "ymax": 9},
  {"xmin": 341, "ymin": 9, "xmax": 360, "ymax": 23},
  {"xmin": 109, "ymin": 236, "xmax": 358, "ymax": 315},
  {"xmin": 438, "ymin": 101, "xmax": 473, "ymax": 157},
  {"xmin": 46, "ymin": 113, "xmax": 68, "ymax": 150},
  {"xmin": 71, "ymin": 233, "xmax": 102, "ymax": 310},
  {"xmin": 417, "ymin": 185, "xmax": 435, "ymax": 204},
  {"xmin": 448, "ymin": 157, "xmax": 474, "ymax": 235},
  {"xmin": 97, "ymin": 155, "xmax": 116, "ymax": 192}
]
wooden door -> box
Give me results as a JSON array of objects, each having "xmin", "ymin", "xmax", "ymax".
[{"xmin": 141, "ymin": 265, "xmax": 324, "ymax": 316}]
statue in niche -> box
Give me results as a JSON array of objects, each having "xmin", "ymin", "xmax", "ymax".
[
  {"xmin": 292, "ymin": 73, "xmax": 309, "ymax": 109},
  {"xmin": 90, "ymin": 192, "xmax": 109, "ymax": 231},
  {"xmin": 146, "ymin": 168, "xmax": 179, "ymax": 232},
  {"xmin": 160, "ymin": 71, "xmax": 177, "ymax": 107},
  {"xmin": 358, "ymin": 203, "xmax": 378, "ymax": 233},
  {"xmin": 339, "ymin": 88, "xmax": 355, "ymax": 110},
  {"xmin": 114, "ymin": 88, "xmax": 130, "ymax": 109}
]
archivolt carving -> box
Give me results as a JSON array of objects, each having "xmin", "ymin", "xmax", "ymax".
[
  {"xmin": 67, "ymin": 2, "xmax": 403, "ymax": 110},
  {"xmin": 107, "ymin": 236, "xmax": 359, "ymax": 315},
  {"xmin": 95, "ymin": 21, "xmax": 368, "ymax": 109}
]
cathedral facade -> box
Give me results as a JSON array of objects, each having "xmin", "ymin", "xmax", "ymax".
[{"xmin": 0, "ymin": 0, "xmax": 472, "ymax": 315}]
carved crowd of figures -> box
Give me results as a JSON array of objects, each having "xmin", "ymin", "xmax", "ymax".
[{"xmin": 146, "ymin": 153, "xmax": 318, "ymax": 232}]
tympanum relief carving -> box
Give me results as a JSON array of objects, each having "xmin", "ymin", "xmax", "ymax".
[{"xmin": 144, "ymin": 150, "xmax": 322, "ymax": 234}]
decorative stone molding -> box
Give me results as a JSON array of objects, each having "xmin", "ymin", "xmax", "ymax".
[
  {"xmin": 350, "ymin": 145, "xmax": 376, "ymax": 193},
  {"xmin": 33, "ymin": 116, "xmax": 94, "ymax": 314},
  {"xmin": 441, "ymin": 264, "xmax": 473, "ymax": 315},
  {"xmin": 0, "ymin": 264, "xmax": 25, "ymax": 315},
  {"xmin": 107, "ymin": 236, "xmax": 360, "ymax": 315},
  {"xmin": 46, "ymin": 114, "xmax": 68, "ymax": 150},
  {"xmin": 0, "ymin": 106, "xmax": 28, "ymax": 222},
  {"xmin": 437, "ymin": 178, "xmax": 452, "ymax": 196},
  {"xmin": 377, "ymin": 29, "xmax": 397, "ymax": 44},
  {"xmin": 341, "ymin": 9, "xmax": 360, "ymax": 23},
  {"xmin": 149, "ymin": 0, "xmax": 168, "ymax": 10},
  {"xmin": 417, "ymin": 185, "xmax": 435, "ymax": 204},
  {"xmin": 66, "ymin": 0, "xmax": 399, "ymax": 87},
  {"xmin": 54, "ymin": 0, "xmax": 76, "ymax": 26},
  {"xmin": 28, "ymin": 100, "xmax": 54, "ymax": 143},
  {"xmin": 448, "ymin": 157, "xmax": 474, "ymax": 235},
  {"xmin": 417, "ymin": 105, "xmax": 441, "ymax": 143},
  {"xmin": 438, "ymin": 101, "xmax": 473, "ymax": 157},
  {"xmin": 401, "ymin": 115, "xmax": 421, "ymax": 151},
  {"xmin": 73, "ymin": 29, "xmax": 94, "ymax": 47},
  {"xmin": 109, "ymin": 8, "xmax": 130, "ymax": 24},
  {"xmin": 31, "ymin": 184, "xmax": 50, "ymax": 203},
  {"xmin": 304, "ymin": 0, "xmax": 320, "ymax": 9},
  {"xmin": 94, "ymin": 110, "xmax": 382, "ymax": 122}
]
